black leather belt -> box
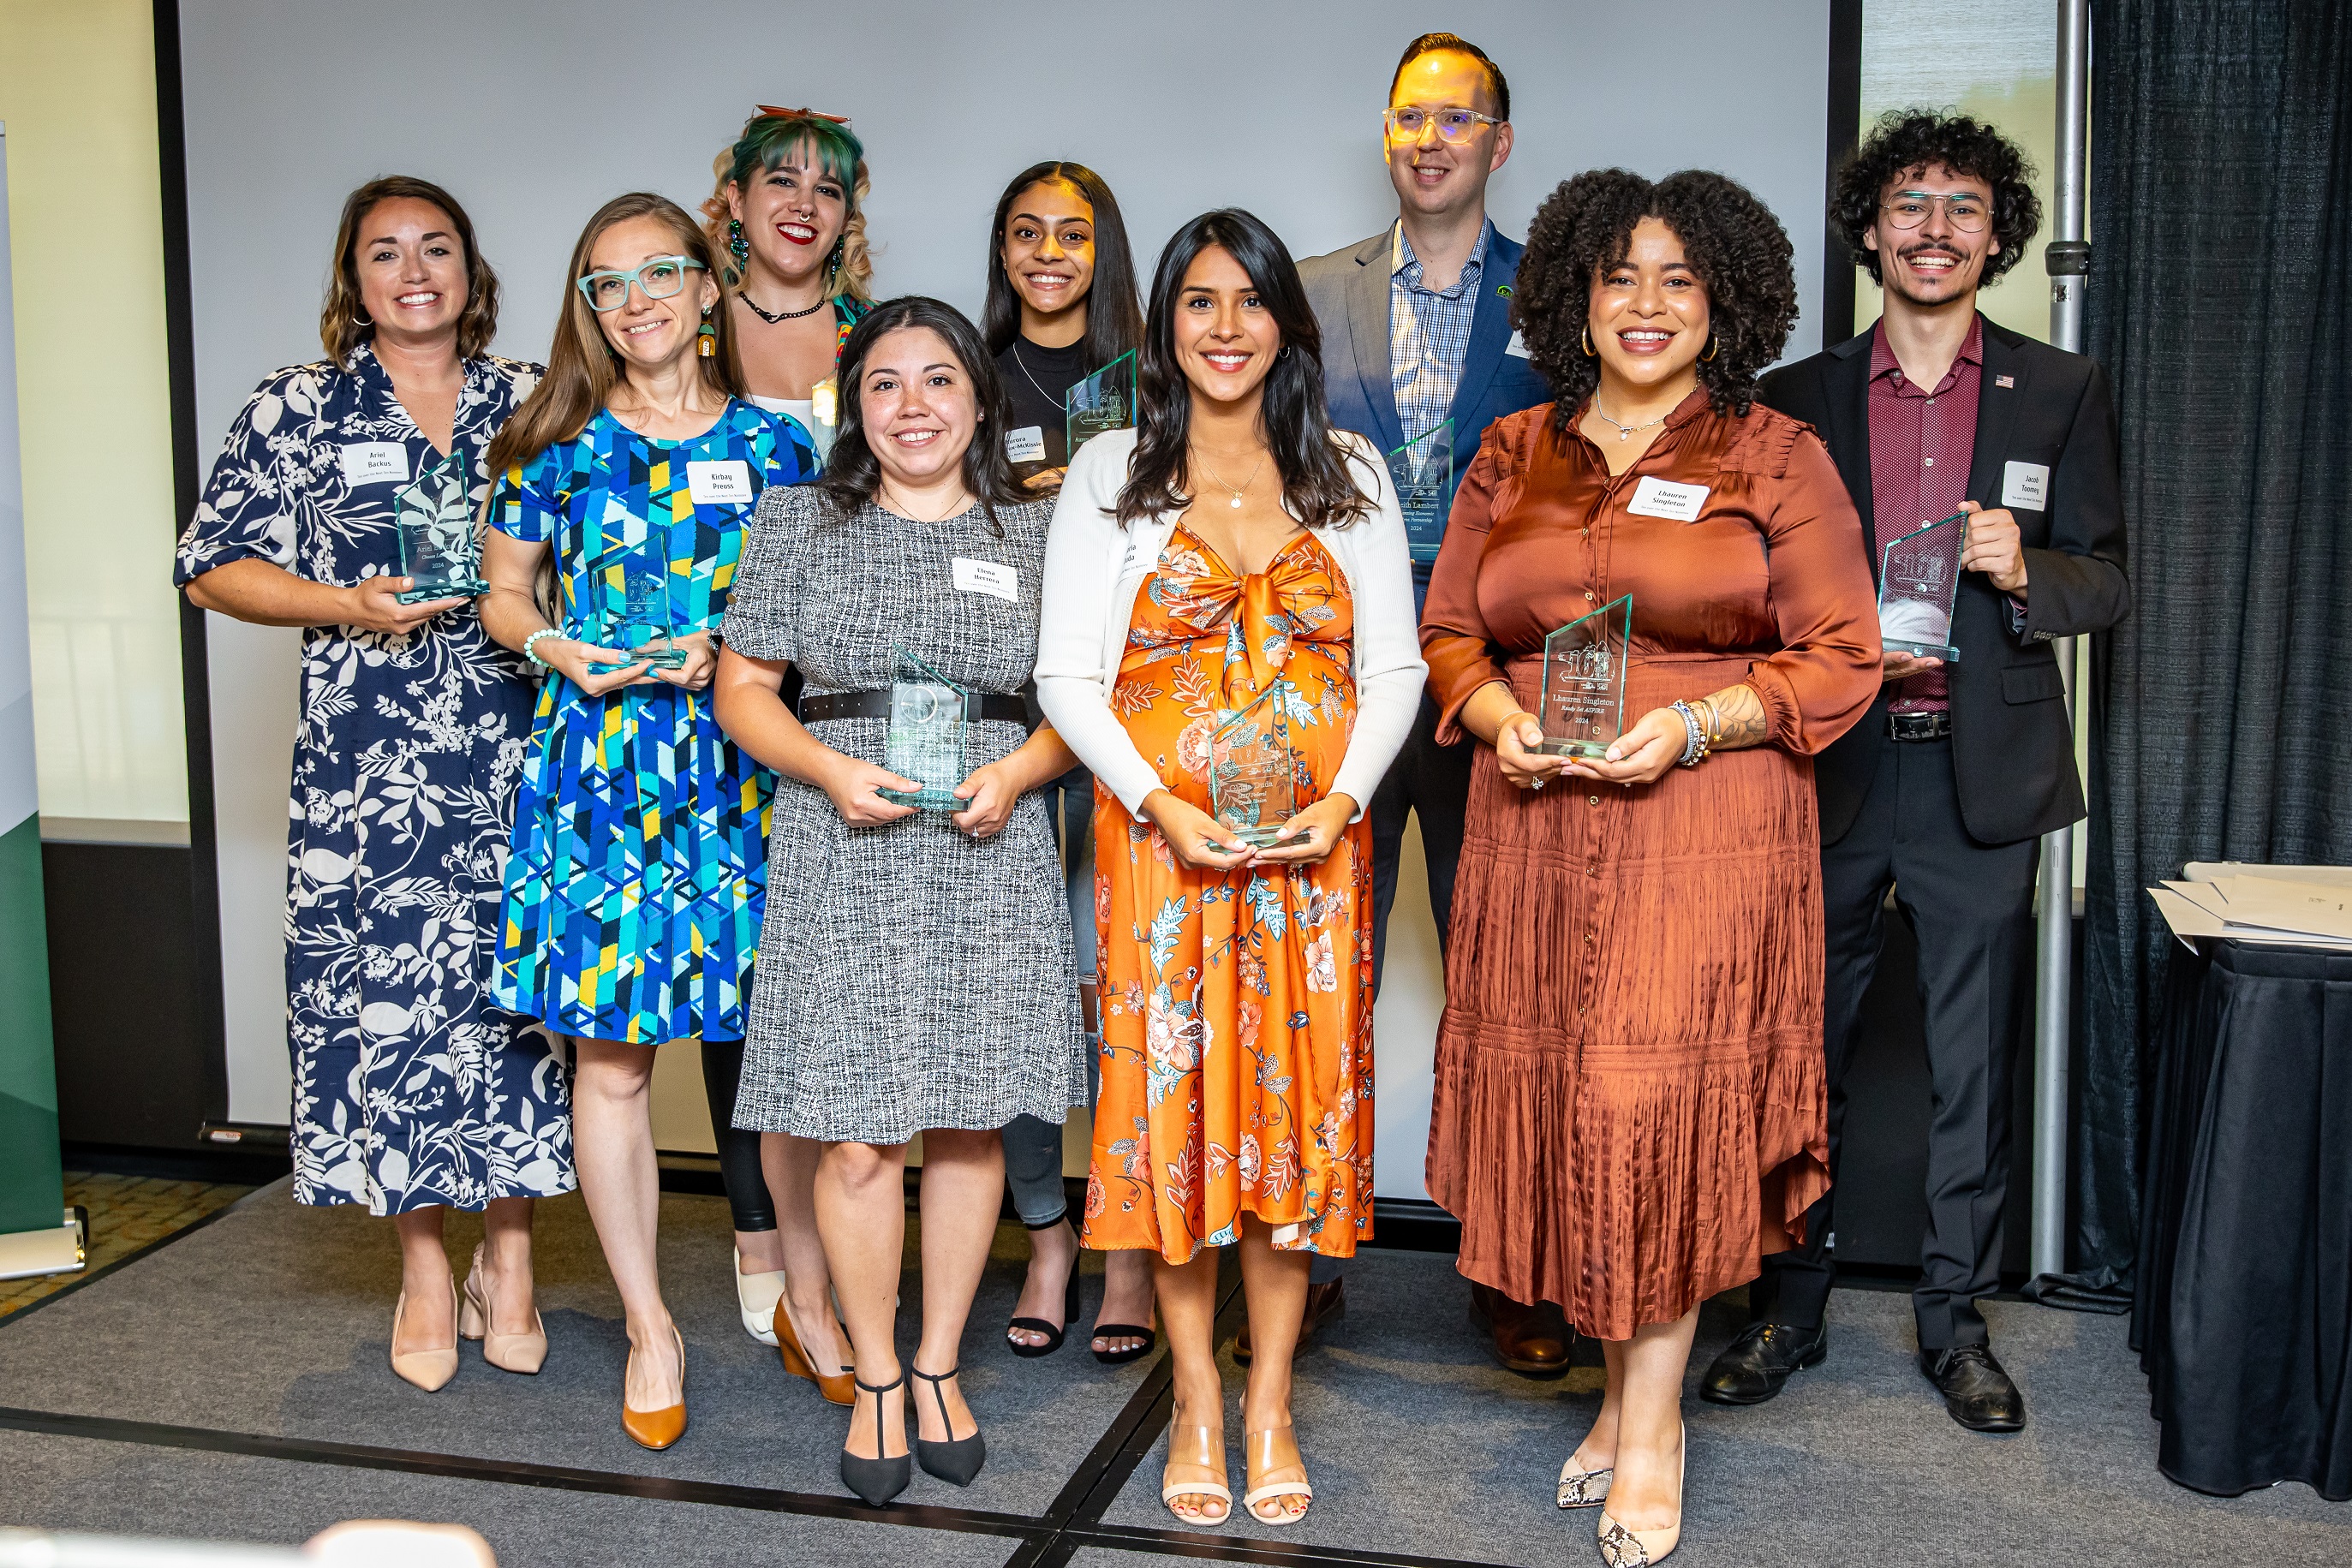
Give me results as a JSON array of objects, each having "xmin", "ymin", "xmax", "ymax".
[
  {"xmin": 797, "ymin": 689, "xmax": 1032, "ymax": 727},
  {"xmin": 1888, "ymin": 710, "xmax": 1953, "ymax": 742}
]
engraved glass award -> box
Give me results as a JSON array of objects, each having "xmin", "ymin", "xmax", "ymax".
[
  {"xmin": 1208, "ymin": 684, "xmax": 1303, "ymax": 849},
  {"xmin": 1877, "ymin": 512, "xmax": 1967, "ymax": 662},
  {"xmin": 878, "ymin": 645, "xmax": 970, "ymax": 811},
  {"xmin": 593, "ymin": 558, "xmax": 689, "ymax": 671},
  {"xmin": 1535, "ymin": 593, "xmax": 1633, "ymax": 758},
  {"xmin": 1064, "ymin": 349, "xmax": 1137, "ymax": 460},
  {"xmin": 392, "ymin": 451, "xmax": 488, "ymax": 603},
  {"xmin": 1386, "ymin": 420, "xmax": 1454, "ymax": 564}
]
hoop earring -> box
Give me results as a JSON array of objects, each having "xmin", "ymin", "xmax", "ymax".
[
  {"xmin": 1580, "ymin": 327, "xmax": 1595, "ymax": 358},
  {"xmin": 727, "ymin": 218, "xmax": 749, "ymax": 271},
  {"xmin": 352, "ymin": 306, "xmax": 375, "ymax": 328},
  {"xmin": 1278, "ymin": 343, "xmax": 1292, "ymax": 361},
  {"xmin": 1701, "ymin": 334, "xmax": 1720, "ymax": 363}
]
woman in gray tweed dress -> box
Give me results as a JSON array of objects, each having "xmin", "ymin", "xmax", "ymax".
[{"xmin": 713, "ymin": 297, "xmax": 1085, "ymax": 1505}]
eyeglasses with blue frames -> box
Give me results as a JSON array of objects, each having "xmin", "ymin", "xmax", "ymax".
[
  {"xmin": 1880, "ymin": 190, "xmax": 1991, "ymax": 234},
  {"xmin": 576, "ymin": 255, "xmax": 707, "ymax": 313},
  {"xmin": 1384, "ymin": 105, "xmax": 1502, "ymax": 144}
]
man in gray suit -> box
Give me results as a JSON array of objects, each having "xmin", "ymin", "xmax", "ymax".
[{"xmin": 1233, "ymin": 32, "xmax": 1561, "ymax": 1375}]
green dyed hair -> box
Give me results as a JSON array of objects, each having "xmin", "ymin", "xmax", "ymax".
[{"xmin": 702, "ymin": 110, "xmax": 874, "ymax": 303}]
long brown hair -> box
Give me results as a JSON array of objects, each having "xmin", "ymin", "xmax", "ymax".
[
  {"xmin": 485, "ymin": 192, "xmax": 743, "ymax": 482},
  {"xmin": 319, "ymin": 176, "xmax": 498, "ymax": 366}
]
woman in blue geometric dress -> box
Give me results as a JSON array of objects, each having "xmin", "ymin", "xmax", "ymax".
[
  {"xmin": 480, "ymin": 191, "xmax": 814, "ymax": 1451},
  {"xmin": 176, "ymin": 176, "xmax": 571, "ymax": 1394}
]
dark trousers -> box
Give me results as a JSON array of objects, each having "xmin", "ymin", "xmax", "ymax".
[{"xmin": 1748, "ymin": 733, "xmax": 2039, "ymax": 1350}]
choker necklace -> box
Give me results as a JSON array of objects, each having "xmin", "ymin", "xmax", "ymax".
[
  {"xmin": 738, "ymin": 290, "xmax": 827, "ymax": 325},
  {"xmin": 1191, "ymin": 447, "xmax": 1269, "ymax": 510},
  {"xmin": 1590, "ymin": 401, "xmax": 1671, "ymax": 442}
]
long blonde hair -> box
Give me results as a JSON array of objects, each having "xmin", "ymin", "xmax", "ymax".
[
  {"xmin": 698, "ymin": 110, "xmax": 874, "ymax": 306},
  {"xmin": 485, "ymin": 192, "xmax": 742, "ymax": 482}
]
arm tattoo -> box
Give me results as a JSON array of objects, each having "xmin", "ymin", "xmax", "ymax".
[{"xmin": 1701, "ymin": 687, "xmax": 1770, "ymax": 749}]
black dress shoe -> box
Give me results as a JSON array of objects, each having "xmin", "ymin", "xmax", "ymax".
[
  {"xmin": 1917, "ymin": 1344, "xmax": 2027, "ymax": 1432},
  {"xmin": 1700, "ymin": 1321, "xmax": 1827, "ymax": 1405},
  {"xmin": 1467, "ymin": 1282, "xmax": 1571, "ymax": 1377},
  {"xmin": 1233, "ymin": 1277, "xmax": 1345, "ymax": 1365}
]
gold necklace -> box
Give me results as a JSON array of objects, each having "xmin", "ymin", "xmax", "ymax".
[
  {"xmin": 879, "ymin": 481, "xmax": 972, "ymax": 524},
  {"xmin": 1191, "ymin": 445, "xmax": 1269, "ymax": 510}
]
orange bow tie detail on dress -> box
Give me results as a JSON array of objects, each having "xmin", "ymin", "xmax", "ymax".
[{"xmin": 1156, "ymin": 528, "xmax": 1339, "ymax": 709}]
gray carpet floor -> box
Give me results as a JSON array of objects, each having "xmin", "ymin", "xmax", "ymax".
[
  {"xmin": 0, "ymin": 1428, "xmax": 1014, "ymax": 1567},
  {"xmin": 1096, "ymin": 1249, "xmax": 2352, "ymax": 1567},
  {"xmin": 3, "ymin": 1180, "xmax": 2345, "ymax": 1567}
]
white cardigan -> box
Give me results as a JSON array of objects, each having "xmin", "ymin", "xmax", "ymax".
[{"xmin": 1035, "ymin": 426, "xmax": 1428, "ymax": 820}]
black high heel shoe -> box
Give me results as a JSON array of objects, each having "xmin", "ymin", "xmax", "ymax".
[
  {"xmin": 910, "ymin": 1365, "xmax": 987, "ymax": 1487},
  {"xmin": 1006, "ymin": 1236, "xmax": 1083, "ymax": 1359},
  {"xmin": 839, "ymin": 1371, "xmax": 911, "ymax": 1506}
]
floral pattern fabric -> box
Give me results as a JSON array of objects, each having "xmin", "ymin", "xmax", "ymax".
[
  {"xmin": 174, "ymin": 345, "xmax": 572, "ymax": 1215},
  {"xmin": 1083, "ymin": 525, "xmax": 1375, "ymax": 1262},
  {"xmin": 490, "ymin": 402, "xmax": 814, "ymax": 1044}
]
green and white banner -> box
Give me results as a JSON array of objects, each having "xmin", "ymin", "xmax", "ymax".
[{"xmin": 0, "ymin": 121, "xmax": 73, "ymax": 1279}]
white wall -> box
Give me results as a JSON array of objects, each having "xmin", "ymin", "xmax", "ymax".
[{"xmin": 178, "ymin": 0, "xmax": 1838, "ymax": 1190}]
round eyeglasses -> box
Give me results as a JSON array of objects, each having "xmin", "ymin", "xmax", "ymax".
[
  {"xmin": 1880, "ymin": 191, "xmax": 1991, "ymax": 234},
  {"xmin": 577, "ymin": 255, "xmax": 707, "ymax": 313},
  {"xmin": 1384, "ymin": 106, "xmax": 1501, "ymax": 145}
]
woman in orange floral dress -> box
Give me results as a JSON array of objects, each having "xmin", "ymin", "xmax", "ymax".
[{"xmin": 1038, "ymin": 211, "xmax": 1424, "ymax": 1528}]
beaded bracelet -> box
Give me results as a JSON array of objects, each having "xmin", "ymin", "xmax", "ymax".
[
  {"xmin": 1671, "ymin": 700, "xmax": 1711, "ymax": 767},
  {"xmin": 522, "ymin": 628, "xmax": 563, "ymax": 670}
]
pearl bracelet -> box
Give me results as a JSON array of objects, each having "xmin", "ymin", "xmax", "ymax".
[{"xmin": 522, "ymin": 628, "xmax": 563, "ymax": 670}]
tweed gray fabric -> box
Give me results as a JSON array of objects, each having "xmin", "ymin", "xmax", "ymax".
[{"xmin": 725, "ymin": 486, "xmax": 1084, "ymax": 1142}]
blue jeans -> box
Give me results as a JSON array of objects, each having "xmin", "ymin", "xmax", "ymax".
[{"xmin": 1002, "ymin": 764, "xmax": 1099, "ymax": 1228}]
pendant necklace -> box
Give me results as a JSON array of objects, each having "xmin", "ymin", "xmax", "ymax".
[
  {"xmin": 1009, "ymin": 341, "xmax": 1060, "ymax": 406},
  {"xmin": 1192, "ymin": 446, "xmax": 1269, "ymax": 509},
  {"xmin": 1590, "ymin": 401, "xmax": 1670, "ymax": 443},
  {"xmin": 738, "ymin": 289, "xmax": 828, "ymax": 325}
]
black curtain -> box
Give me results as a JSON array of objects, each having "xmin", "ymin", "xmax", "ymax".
[{"xmin": 2077, "ymin": 0, "xmax": 2352, "ymax": 1292}]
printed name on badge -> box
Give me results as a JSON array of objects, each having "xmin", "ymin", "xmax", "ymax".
[
  {"xmin": 952, "ymin": 557, "xmax": 1018, "ymax": 602},
  {"xmin": 1504, "ymin": 330, "xmax": 1531, "ymax": 359},
  {"xmin": 687, "ymin": 460, "xmax": 755, "ymax": 505},
  {"xmin": 1627, "ymin": 475, "xmax": 1710, "ymax": 522},
  {"xmin": 1005, "ymin": 426, "xmax": 1047, "ymax": 465},
  {"xmin": 2001, "ymin": 461, "xmax": 2050, "ymax": 511},
  {"xmin": 338, "ymin": 442, "xmax": 410, "ymax": 488}
]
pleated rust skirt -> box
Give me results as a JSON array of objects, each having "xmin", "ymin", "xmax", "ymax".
[{"xmin": 1426, "ymin": 651, "xmax": 1830, "ymax": 1341}]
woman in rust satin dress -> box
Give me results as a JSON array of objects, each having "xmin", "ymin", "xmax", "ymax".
[{"xmin": 1421, "ymin": 170, "xmax": 1878, "ymax": 1565}]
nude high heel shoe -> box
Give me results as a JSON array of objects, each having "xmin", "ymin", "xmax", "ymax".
[
  {"xmin": 390, "ymin": 1283, "xmax": 460, "ymax": 1392},
  {"xmin": 1596, "ymin": 1428, "xmax": 1684, "ymax": 1565},
  {"xmin": 459, "ymin": 1242, "xmax": 547, "ymax": 1374}
]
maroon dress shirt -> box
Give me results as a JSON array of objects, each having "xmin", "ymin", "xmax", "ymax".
[{"xmin": 1866, "ymin": 317, "xmax": 1982, "ymax": 713}]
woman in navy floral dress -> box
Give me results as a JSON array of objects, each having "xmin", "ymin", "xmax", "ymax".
[{"xmin": 177, "ymin": 177, "xmax": 570, "ymax": 1393}]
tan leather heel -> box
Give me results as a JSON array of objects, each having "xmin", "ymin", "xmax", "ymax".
[
  {"xmin": 1161, "ymin": 1423, "xmax": 1231, "ymax": 1524},
  {"xmin": 774, "ymin": 1296, "xmax": 855, "ymax": 1406},
  {"xmin": 1242, "ymin": 1423, "xmax": 1313, "ymax": 1525},
  {"xmin": 622, "ymin": 1325, "xmax": 687, "ymax": 1451},
  {"xmin": 462, "ymin": 1243, "xmax": 546, "ymax": 1374},
  {"xmin": 390, "ymin": 1285, "xmax": 459, "ymax": 1392}
]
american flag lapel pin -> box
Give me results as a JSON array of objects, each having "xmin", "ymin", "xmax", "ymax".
[{"xmin": 1995, "ymin": 374, "xmax": 2015, "ymax": 388}]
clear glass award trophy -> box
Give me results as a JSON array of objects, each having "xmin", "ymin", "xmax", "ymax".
[
  {"xmin": 392, "ymin": 451, "xmax": 488, "ymax": 603},
  {"xmin": 1877, "ymin": 512, "xmax": 1967, "ymax": 662},
  {"xmin": 1064, "ymin": 349, "xmax": 1137, "ymax": 460},
  {"xmin": 593, "ymin": 560, "xmax": 689, "ymax": 671},
  {"xmin": 878, "ymin": 646, "xmax": 970, "ymax": 812},
  {"xmin": 1386, "ymin": 420, "xmax": 1454, "ymax": 564},
  {"xmin": 1535, "ymin": 594, "xmax": 1633, "ymax": 758},
  {"xmin": 1209, "ymin": 684, "xmax": 1304, "ymax": 849}
]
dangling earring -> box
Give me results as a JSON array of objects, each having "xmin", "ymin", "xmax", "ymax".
[
  {"xmin": 1701, "ymin": 334, "xmax": 1720, "ymax": 363},
  {"xmin": 698, "ymin": 307, "xmax": 717, "ymax": 359},
  {"xmin": 727, "ymin": 218, "xmax": 749, "ymax": 271},
  {"xmin": 1581, "ymin": 327, "xmax": 1595, "ymax": 358},
  {"xmin": 827, "ymin": 240, "xmax": 843, "ymax": 283}
]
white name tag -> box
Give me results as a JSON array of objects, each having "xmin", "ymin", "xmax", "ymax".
[
  {"xmin": 687, "ymin": 459, "xmax": 755, "ymax": 506},
  {"xmin": 1504, "ymin": 330, "xmax": 1531, "ymax": 359},
  {"xmin": 2002, "ymin": 460, "xmax": 2050, "ymax": 511},
  {"xmin": 1005, "ymin": 426, "xmax": 1047, "ymax": 464},
  {"xmin": 338, "ymin": 442, "xmax": 409, "ymax": 487},
  {"xmin": 1627, "ymin": 475, "xmax": 1710, "ymax": 522},
  {"xmin": 952, "ymin": 557, "xmax": 1018, "ymax": 601}
]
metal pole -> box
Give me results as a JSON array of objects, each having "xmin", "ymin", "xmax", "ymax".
[{"xmin": 2032, "ymin": 0, "xmax": 2092, "ymax": 1283}]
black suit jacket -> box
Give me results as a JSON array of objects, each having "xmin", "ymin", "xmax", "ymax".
[{"xmin": 1758, "ymin": 318, "xmax": 2129, "ymax": 848}]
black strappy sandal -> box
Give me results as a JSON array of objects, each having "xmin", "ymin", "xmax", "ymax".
[
  {"xmin": 839, "ymin": 1370, "xmax": 911, "ymax": 1506},
  {"xmin": 910, "ymin": 1365, "xmax": 987, "ymax": 1486},
  {"xmin": 1006, "ymin": 1227, "xmax": 1083, "ymax": 1359},
  {"xmin": 1091, "ymin": 1316, "xmax": 1158, "ymax": 1367}
]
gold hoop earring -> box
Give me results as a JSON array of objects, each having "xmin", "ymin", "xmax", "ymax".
[
  {"xmin": 351, "ymin": 307, "xmax": 374, "ymax": 328},
  {"xmin": 1581, "ymin": 327, "xmax": 1595, "ymax": 358},
  {"xmin": 1701, "ymin": 334, "xmax": 1720, "ymax": 363}
]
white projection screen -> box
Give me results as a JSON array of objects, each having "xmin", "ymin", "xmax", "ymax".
[{"xmin": 178, "ymin": 0, "xmax": 1838, "ymax": 1193}]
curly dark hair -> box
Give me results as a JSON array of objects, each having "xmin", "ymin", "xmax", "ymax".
[
  {"xmin": 1836, "ymin": 110, "xmax": 2040, "ymax": 284},
  {"xmin": 1514, "ymin": 168, "xmax": 1796, "ymax": 422}
]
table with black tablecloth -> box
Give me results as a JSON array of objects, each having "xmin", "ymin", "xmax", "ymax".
[{"xmin": 2134, "ymin": 937, "xmax": 2352, "ymax": 1499}]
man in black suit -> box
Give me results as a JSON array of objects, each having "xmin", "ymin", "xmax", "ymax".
[{"xmin": 1700, "ymin": 111, "xmax": 2128, "ymax": 1431}]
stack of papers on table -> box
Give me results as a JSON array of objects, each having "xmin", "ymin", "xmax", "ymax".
[{"xmin": 2148, "ymin": 863, "xmax": 2352, "ymax": 951}]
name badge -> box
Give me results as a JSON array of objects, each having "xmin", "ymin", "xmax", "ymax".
[
  {"xmin": 1504, "ymin": 330, "xmax": 1531, "ymax": 359},
  {"xmin": 1627, "ymin": 475, "xmax": 1710, "ymax": 522},
  {"xmin": 687, "ymin": 460, "xmax": 755, "ymax": 506},
  {"xmin": 338, "ymin": 442, "xmax": 409, "ymax": 487},
  {"xmin": 2002, "ymin": 460, "xmax": 2050, "ymax": 511},
  {"xmin": 952, "ymin": 557, "xmax": 1018, "ymax": 602},
  {"xmin": 1005, "ymin": 426, "xmax": 1047, "ymax": 465}
]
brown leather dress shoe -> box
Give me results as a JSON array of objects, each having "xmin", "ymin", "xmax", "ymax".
[
  {"xmin": 1233, "ymin": 1277, "xmax": 1346, "ymax": 1365},
  {"xmin": 1469, "ymin": 1282, "xmax": 1571, "ymax": 1376}
]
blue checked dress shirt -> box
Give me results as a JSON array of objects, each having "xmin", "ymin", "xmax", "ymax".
[{"xmin": 1389, "ymin": 217, "xmax": 1493, "ymax": 445}]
